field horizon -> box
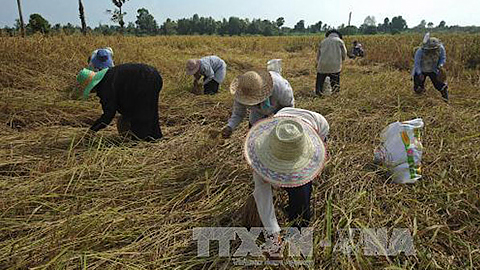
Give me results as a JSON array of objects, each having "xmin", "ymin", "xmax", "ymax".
[{"xmin": 1, "ymin": 34, "xmax": 479, "ymax": 269}]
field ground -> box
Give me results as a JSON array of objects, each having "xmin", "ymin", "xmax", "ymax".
[{"xmin": 0, "ymin": 34, "xmax": 479, "ymax": 269}]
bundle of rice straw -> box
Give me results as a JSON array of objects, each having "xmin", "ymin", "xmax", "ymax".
[{"xmin": 242, "ymin": 195, "xmax": 263, "ymax": 228}]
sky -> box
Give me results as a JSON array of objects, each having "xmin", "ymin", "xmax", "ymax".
[{"xmin": 2, "ymin": 0, "xmax": 480, "ymax": 29}]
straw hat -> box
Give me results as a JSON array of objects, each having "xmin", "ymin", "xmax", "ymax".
[
  {"xmin": 76, "ymin": 68, "xmax": 109, "ymax": 99},
  {"xmin": 186, "ymin": 59, "xmax": 201, "ymax": 75},
  {"xmin": 244, "ymin": 117, "xmax": 326, "ymax": 187},
  {"xmin": 230, "ymin": 70, "xmax": 273, "ymax": 106}
]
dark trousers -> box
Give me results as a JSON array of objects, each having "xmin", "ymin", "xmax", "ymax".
[
  {"xmin": 283, "ymin": 182, "xmax": 312, "ymax": 228},
  {"xmin": 204, "ymin": 80, "xmax": 219, "ymax": 95},
  {"xmin": 316, "ymin": 72, "xmax": 340, "ymax": 94},
  {"xmin": 413, "ymin": 72, "xmax": 447, "ymax": 93}
]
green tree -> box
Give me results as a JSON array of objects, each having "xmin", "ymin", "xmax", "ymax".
[
  {"xmin": 438, "ymin": 20, "xmax": 446, "ymax": 28},
  {"xmin": 417, "ymin": 20, "xmax": 426, "ymax": 29},
  {"xmin": 390, "ymin": 16, "xmax": 407, "ymax": 33},
  {"xmin": 276, "ymin": 17, "xmax": 285, "ymax": 28},
  {"xmin": 308, "ymin": 21, "xmax": 322, "ymax": 33},
  {"xmin": 27, "ymin": 13, "xmax": 51, "ymax": 34},
  {"xmin": 293, "ymin": 20, "xmax": 305, "ymax": 32},
  {"xmin": 107, "ymin": 0, "xmax": 129, "ymax": 31},
  {"xmin": 135, "ymin": 8, "xmax": 158, "ymax": 35},
  {"xmin": 161, "ymin": 18, "xmax": 177, "ymax": 35},
  {"xmin": 227, "ymin": 17, "xmax": 242, "ymax": 35}
]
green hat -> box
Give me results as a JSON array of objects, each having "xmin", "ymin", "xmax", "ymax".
[{"xmin": 76, "ymin": 68, "xmax": 109, "ymax": 99}]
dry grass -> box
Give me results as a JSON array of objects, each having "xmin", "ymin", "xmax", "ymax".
[{"xmin": 0, "ymin": 34, "xmax": 479, "ymax": 269}]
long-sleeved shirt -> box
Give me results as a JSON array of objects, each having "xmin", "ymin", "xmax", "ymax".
[
  {"xmin": 91, "ymin": 63, "xmax": 163, "ymax": 141},
  {"xmin": 317, "ymin": 33, "xmax": 347, "ymax": 74},
  {"xmin": 227, "ymin": 71, "xmax": 294, "ymax": 130},
  {"xmin": 274, "ymin": 107, "xmax": 329, "ymax": 140},
  {"xmin": 412, "ymin": 45, "xmax": 446, "ymax": 76},
  {"xmin": 199, "ymin": 55, "xmax": 227, "ymax": 85},
  {"xmin": 253, "ymin": 108, "xmax": 329, "ymax": 233}
]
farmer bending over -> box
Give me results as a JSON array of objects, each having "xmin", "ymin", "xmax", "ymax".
[
  {"xmin": 186, "ymin": 55, "xmax": 227, "ymax": 95},
  {"xmin": 412, "ymin": 34, "xmax": 448, "ymax": 102},
  {"xmin": 244, "ymin": 107, "xmax": 329, "ymax": 256},
  {"xmin": 222, "ymin": 70, "xmax": 294, "ymax": 138},
  {"xmin": 77, "ymin": 63, "xmax": 163, "ymax": 141}
]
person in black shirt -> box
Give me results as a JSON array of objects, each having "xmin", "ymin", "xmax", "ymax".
[{"xmin": 77, "ymin": 63, "xmax": 163, "ymax": 141}]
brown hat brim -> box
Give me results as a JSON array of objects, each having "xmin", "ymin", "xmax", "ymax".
[{"xmin": 230, "ymin": 70, "xmax": 274, "ymax": 106}]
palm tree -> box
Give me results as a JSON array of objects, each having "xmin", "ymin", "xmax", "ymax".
[
  {"xmin": 78, "ymin": 0, "xmax": 87, "ymax": 35},
  {"xmin": 16, "ymin": 0, "xmax": 25, "ymax": 37}
]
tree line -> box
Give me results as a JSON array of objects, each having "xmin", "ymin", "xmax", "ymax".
[{"xmin": 4, "ymin": 1, "xmax": 480, "ymax": 37}]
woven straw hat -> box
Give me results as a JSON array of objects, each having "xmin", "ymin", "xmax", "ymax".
[
  {"xmin": 186, "ymin": 59, "xmax": 201, "ymax": 75},
  {"xmin": 244, "ymin": 117, "xmax": 326, "ymax": 187},
  {"xmin": 230, "ymin": 70, "xmax": 273, "ymax": 106}
]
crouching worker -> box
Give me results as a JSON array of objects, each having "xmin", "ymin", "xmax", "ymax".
[
  {"xmin": 88, "ymin": 47, "xmax": 114, "ymax": 71},
  {"xmin": 76, "ymin": 63, "xmax": 163, "ymax": 141},
  {"xmin": 221, "ymin": 70, "xmax": 294, "ymax": 138},
  {"xmin": 186, "ymin": 55, "xmax": 227, "ymax": 95},
  {"xmin": 244, "ymin": 107, "xmax": 328, "ymax": 255},
  {"xmin": 412, "ymin": 35, "xmax": 448, "ymax": 102}
]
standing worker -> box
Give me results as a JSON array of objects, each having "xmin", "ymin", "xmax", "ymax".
[
  {"xmin": 315, "ymin": 30, "xmax": 347, "ymax": 95},
  {"xmin": 221, "ymin": 70, "xmax": 294, "ymax": 138},
  {"xmin": 186, "ymin": 55, "xmax": 227, "ymax": 95},
  {"xmin": 412, "ymin": 34, "xmax": 448, "ymax": 102}
]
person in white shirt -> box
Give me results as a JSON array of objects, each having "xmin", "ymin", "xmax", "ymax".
[
  {"xmin": 186, "ymin": 55, "xmax": 227, "ymax": 95},
  {"xmin": 222, "ymin": 70, "xmax": 294, "ymax": 138},
  {"xmin": 316, "ymin": 30, "xmax": 347, "ymax": 95},
  {"xmin": 245, "ymin": 108, "xmax": 329, "ymax": 234}
]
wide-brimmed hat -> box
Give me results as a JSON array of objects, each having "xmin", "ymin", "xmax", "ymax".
[
  {"xmin": 244, "ymin": 117, "xmax": 326, "ymax": 187},
  {"xmin": 76, "ymin": 68, "xmax": 109, "ymax": 99},
  {"xmin": 422, "ymin": 37, "xmax": 441, "ymax": 50},
  {"xmin": 230, "ymin": 70, "xmax": 273, "ymax": 106},
  {"xmin": 186, "ymin": 59, "xmax": 201, "ymax": 75},
  {"xmin": 91, "ymin": 49, "xmax": 114, "ymax": 70}
]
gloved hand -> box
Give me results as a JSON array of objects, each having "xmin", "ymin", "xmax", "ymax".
[{"xmin": 221, "ymin": 126, "xmax": 233, "ymax": 139}]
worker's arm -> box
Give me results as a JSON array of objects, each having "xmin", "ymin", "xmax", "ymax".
[
  {"xmin": 341, "ymin": 41, "xmax": 347, "ymax": 61},
  {"xmin": 413, "ymin": 49, "xmax": 423, "ymax": 76},
  {"xmin": 438, "ymin": 45, "xmax": 446, "ymax": 68},
  {"xmin": 227, "ymin": 100, "xmax": 247, "ymax": 130},
  {"xmin": 90, "ymin": 93, "xmax": 117, "ymax": 132}
]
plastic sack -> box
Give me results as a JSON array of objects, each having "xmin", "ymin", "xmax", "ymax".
[
  {"xmin": 374, "ymin": 119, "xmax": 424, "ymax": 184},
  {"xmin": 323, "ymin": 77, "xmax": 332, "ymax": 96},
  {"xmin": 267, "ymin": 59, "xmax": 282, "ymax": 74}
]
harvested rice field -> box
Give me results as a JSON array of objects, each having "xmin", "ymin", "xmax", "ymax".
[{"xmin": 0, "ymin": 34, "xmax": 479, "ymax": 269}]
